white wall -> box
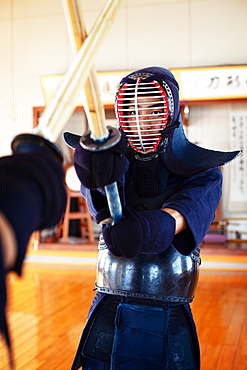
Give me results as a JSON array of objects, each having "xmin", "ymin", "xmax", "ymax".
[{"xmin": 0, "ymin": 0, "xmax": 247, "ymax": 217}]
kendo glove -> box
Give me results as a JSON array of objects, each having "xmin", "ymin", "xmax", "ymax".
[
  {"xmin": 74, "ymin": 134, "xmax": 129, "ymax": 189},
  {"xmin": 0, "ymin": 152, "xmax": 67, "ymax": 274},
  {"xmin": 0, "ymin": 134, "xmax": 67, "ymax": 275},
  {"xmin": 96, "ymin": 207, "xmax": 176, "ymax": 258},
  {"xmin": 0, "ymin": 135, "xmax": 67, "ymax": 360}
]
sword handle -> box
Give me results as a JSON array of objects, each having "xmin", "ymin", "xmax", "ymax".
[
  {"xmin": 80, "ymin": 126, "xmax": 123, "ymax": 224},
  {"xmin": 105, "ymin": 182, "xmax": 122, "ymax": 224}
]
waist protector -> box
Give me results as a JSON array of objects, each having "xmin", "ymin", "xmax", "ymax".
[{"xmin": 96, "ymin": 237, "xmax": 201, "ymax": 303}]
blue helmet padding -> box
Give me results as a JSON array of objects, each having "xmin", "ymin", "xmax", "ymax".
[{"xmin": 160, "ymin": 122, "xmax": 241, "ymax": 177}]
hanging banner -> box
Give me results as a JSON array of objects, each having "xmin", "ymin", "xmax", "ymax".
[
  {"xmin": 172, "ymin": 65, "xmax": 247, "ymax": 101},
  {"xmin": 40, "ymin": 65, "xmax": 247, "ymax": 106},
  {"xmin": 228, "ymin": 111, "xmax": 247, "ymax": 212}
]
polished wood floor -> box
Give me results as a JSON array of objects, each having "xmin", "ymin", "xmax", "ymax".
[
  {"xmin": 192, "ymin": 270, "xmax": 247, "ymax": 370},
  {"xmin": 1, "ymin": 249, "xmax": 247, "ymax": 369}
]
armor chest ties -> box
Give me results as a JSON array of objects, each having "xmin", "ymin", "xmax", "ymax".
[
  {"xmin": 125, "ymin": 177, "xmax": 178, "ymax": 211},
  {"xmin": 129, "ymin": 155, "xmax": 170, "ymax": 198}
]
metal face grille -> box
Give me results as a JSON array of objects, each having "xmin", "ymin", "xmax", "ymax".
[{"xmin": 116, "ymin": 79, "xmax": 169, "ymax": 153}]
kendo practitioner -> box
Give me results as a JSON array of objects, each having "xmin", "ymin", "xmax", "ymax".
[
  {"xmin": 0, "ymin": 135, "xmax": 67, "ymax": 367},
  {"xmin": 64, "ymin": 67, "xmax": 241, "ymax": 370}
]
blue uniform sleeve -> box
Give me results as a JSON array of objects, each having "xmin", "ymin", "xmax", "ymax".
[{"xmin": 162, "ymin": 167, "xmax": 222, "ymax": 255}]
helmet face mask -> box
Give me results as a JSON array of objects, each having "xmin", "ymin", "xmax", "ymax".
[{"xmin": 116, "ymin": 77, "xmax": 174, "ymax": 154}]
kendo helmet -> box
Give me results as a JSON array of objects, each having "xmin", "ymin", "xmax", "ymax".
[
  {"xmin": 115, "ymin": 67, "xmax": 181, "ymax": 154},
  {"xmin": 115, "ymin": 67, "xmax": 241, "ymax": 175}
]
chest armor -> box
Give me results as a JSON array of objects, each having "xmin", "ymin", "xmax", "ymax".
[{"xmin": 96, "ymin": 236, "xmax": 200, "ymax": 303}]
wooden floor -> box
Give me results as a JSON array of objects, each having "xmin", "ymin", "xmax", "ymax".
[
  {"xmin": 192, "ymin": 270, "xmax": 247, "ymax": 369},
  {"xmin": 1, "ymin": 243, "xmax": 247, "ymax": 369},
  {"xmin": 1, "ymin": 266, "xmax": 96, "ymax": 370}
]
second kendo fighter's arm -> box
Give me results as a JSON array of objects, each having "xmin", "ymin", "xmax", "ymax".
[{"xmin": 73, "ymin": 135, "xmax": 222, "ymax": 259}]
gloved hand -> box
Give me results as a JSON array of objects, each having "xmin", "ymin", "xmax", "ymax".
[
  {"xmin": 0, "ymin": 135, "xmax": 67, "ymax": 359},
  {"xmin": 74, "ymin": 134, "xmax": 129, "ymax": 189},
  {"xmin": 0, "ymin": 148, "xmax": 67, "ymax": 275},
  {"xmin": 96, "ymin": 207, "xmax": 176, "ymax": 258},
  {"xmin": 10, "ymin": 134, "xmax": 67, "ymax": 231}
]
